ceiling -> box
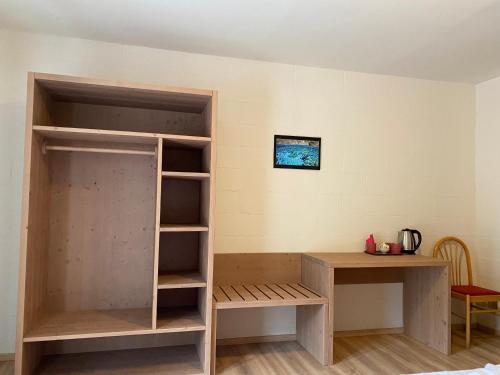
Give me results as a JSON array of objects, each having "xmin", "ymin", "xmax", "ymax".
[{"xmin": 1, "ymin": 0, "xmax": 500, "ymax": 83}]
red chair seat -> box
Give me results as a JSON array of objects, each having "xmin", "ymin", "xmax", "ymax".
[{"xmin": 452, "ymin": 285, "xmax": 500, "ymax": 296}]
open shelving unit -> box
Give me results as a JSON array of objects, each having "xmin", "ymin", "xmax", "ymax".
[{"xmin": 16, "ymin": 73, "xmax": 216, "ymax": 375}]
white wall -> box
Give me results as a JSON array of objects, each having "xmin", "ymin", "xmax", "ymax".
[
  {"xmin": 0, "ymin": 29, "xmax": 476, "ymax": 353},
  {"xmin": 475, "ymin": 75, "xmax": 500, "ymax": 331}
]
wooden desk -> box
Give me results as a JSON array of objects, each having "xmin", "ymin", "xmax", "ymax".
[{"xmin": 302, "ymin": 253, "xmax": 451, "ymax": 365}]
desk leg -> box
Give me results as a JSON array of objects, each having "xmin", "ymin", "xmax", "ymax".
[
  {"xmin": 301, "ymin": 256, "xmax": 334, "ymax": 365},
  {"xmin": 403, "ymin": 265, "xmax": 451, "ymax": 355}
]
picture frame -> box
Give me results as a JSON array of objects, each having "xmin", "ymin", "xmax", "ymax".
[{"xmin": 273, "ymin": 135, "xmax": 321, "ymax": 170}]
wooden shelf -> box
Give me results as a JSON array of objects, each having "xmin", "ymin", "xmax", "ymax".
[
  {"xmin": 33, "ymin": 125, "xmax": 211, "ymax": 147},
  {"xmin": 24, "ymin": 309, "xmax": 153, "ymax": 342},
  {"xmin": 162, "ymin": 171, "xmax": 210, "ymax": 180},
  {"xmin": 156, "ymin": 308, "xmax": 205, "ymax": 332},
  {"xmin": 158, "ymin": 272, "xmax": 207, "ymax": 289},
  {"xmin": 160, "ymin": 224, "xmax": 209, "ymax": 232},
  {"xmin": 43, "ymin": 144, "xmax": 156, "ymax": 156},
  {"xmin": 33, "ymin": 125, "xmax": 157, "ymax": 144},
  {"xmin": 37, "ymin": 345, "xmax": 204, "ymax": 375}
]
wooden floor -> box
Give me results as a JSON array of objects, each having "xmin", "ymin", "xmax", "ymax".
[
  {"xmin": 1, "ymin": 331, "xmax": 499, "ymax": 375},
  {"xmin": 215, "ymin": 330, "xmax": 500, "ymax": 375},
  {"xmin": 0, "ymin": 362, "xmax": 13, "ymax": 375}
]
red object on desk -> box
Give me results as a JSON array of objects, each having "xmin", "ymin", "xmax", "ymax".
[
  {"xmin": 365, "ymin": 234, "xmax": 376, "ymax": 253},
  {"xmin": 389, "ymin": 243, "xmax": 402, "ymax": 254},
  {"xmin": 365, "ymin": 243, "xmax": 377, "ymax": 253}
]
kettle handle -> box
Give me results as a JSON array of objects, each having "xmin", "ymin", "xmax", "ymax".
[{"xmin": 412, "ymin": 230, "xmax": 422, "ymax": 250}]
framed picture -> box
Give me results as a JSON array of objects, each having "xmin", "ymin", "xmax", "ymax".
[{"xmin": 273, "ymin": 135, "xmax": 321, "ymax": 170}]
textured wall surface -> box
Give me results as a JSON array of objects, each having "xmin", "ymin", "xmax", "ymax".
[
  {"xmin": 0, "ymin": 29, "xmax": 476, "ymax": 352},
  {"xmin": 475, "ymin": 75, "xmax": 500, "ymax": 331}
]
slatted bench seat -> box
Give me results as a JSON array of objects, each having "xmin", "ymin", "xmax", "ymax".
[
  {"xmin": 213, "ymin": 283, "xmax": 328, "ymax": 309},
  {"xmin": 210, "ymin": 253, "xmax": 330, "ymax": 374}
]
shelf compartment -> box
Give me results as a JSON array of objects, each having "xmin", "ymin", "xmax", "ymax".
[
  {"xmin": 156, "ymin": 289, "xmax": 205, "ymax": 333},
  {"xmin": 156, "ymin": 308, "xmax": 205, "ymax": 332},
  {"xmin": 158, "ymin": 272, "xmax": 206, "ymax": 289},
  {"xmin": 33, "ymin": 75, "xmax": 213, "ymax": 137},
  {"xmin": 160, "ymin": 177, "xmax": 209, "ymax": 228},
  {"xmin": 22, "ymin": 134, "xmax": 157, "ymax": 342},
  {"xmin": 24, "ymin": 309, "xmax": 153, "ymax": 342},
  {"xmin": 162, "ymin": 143, "xmax": 210, "ymax": 173},
  {"xmin": 160, "ymin": 224, "xmax": 208, "ymax": 232},
  {"xmin": 162, "ymin": 171, "xmax": 210, "ymax": 180},
  {"xmin": 36, "ymin": 345, "xmax": 204, "ymax": 375},
  {"xmin": 158, "ymin": 233, "xmax": 200, "ymax": 273}
]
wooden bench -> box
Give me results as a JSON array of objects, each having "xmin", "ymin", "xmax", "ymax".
[
  {"xmin": 213, "ymin": 283, "xmax": 327, "ymax": 309},
  {"xmin": 210, "ymin": 253, "xmax": 330, "ymax": 374}
]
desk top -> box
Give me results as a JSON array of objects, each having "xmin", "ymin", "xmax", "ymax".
[{"xmin": 304, "ymin": 252, "xmax": 450, "ymax": 268}]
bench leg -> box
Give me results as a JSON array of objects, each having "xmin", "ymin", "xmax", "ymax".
[{"xmin": 296, "ymin": 304, "xmax": 329, "ymax": 365}]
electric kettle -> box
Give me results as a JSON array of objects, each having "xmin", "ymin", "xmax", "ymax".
[{"xmin": 398, "ymin": 228, "xmax": 422, "ymax": 254}]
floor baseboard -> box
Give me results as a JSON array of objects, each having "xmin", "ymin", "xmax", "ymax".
[
  {"xmin": 216, "ymin": 327, "xmax": 405, "ymax": 346},
  {"xmin": 334, "ymin": 327, "xmax": 404, "ymax": 337},
  {"xmin": 476, "ymin": 323, "xmax": 500, "ymax": 336},
  {"xmin": 452, "ymin": 322, "xmax": 499, "ymax": 335},
  {"xmin": 0, "ymin": 353, "xmax": 14, "ymax": 362},
  {"xmin": 217, "ymin": 334, "xmax": 296, "ymax": 346}
]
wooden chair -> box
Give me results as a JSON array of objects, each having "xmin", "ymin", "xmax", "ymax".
[{"xmin": 433, "ymin": 236, "xmax": 500, "ymax": 348}]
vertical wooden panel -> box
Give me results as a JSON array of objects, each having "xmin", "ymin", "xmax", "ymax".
[
  {"xmin": 22, "ymin": 134, "xmax": 50, "ymax": 329},
  {"xmin": 300, "ymin": 256, "xmax": 333, "ymax": 365},
  {"xmin": 16, "ymin": 73, "xmax": 46, "ymax": 375},
  {"xmin": 296, "ymin": 304, "xmax": 328, "ymax": 365},
  {"xmin": 403, "ymin": 265, "xmax": 451, "ymax": 355},
  {"xmin": 19, "ymin": 343, "xmax": 42, "ymax": 375},
  {"xmin": 210, "ymin": 307, "xmax": 217, "ymax": 375},
  {"xmin": 32, "ymin": 79, "xmax": 55, "ymax": 126},
  {"xmin": 152, "ymin": 139, "xmax": 163, "ymax": 329},
  {"xmin": 199, "ymin": 93, "xmax": 217, "ymax": 373}
]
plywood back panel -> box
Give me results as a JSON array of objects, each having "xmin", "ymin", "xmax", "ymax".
[
  {"xmin": 162, "ymin": 146, "xmax": 205, "ymax": 172},
  {"xmin": 160, "ymin": 179, "xmax": 201, "ymax": 225},
  {"xmin": 213, "ymin": 253, "xmax": 302, "ymax": 285},
  {"xmin": 51, "ymin": 102, "xmax": 205, "ymax": 136},
  {"xmin": 157, "ymin": 289, "xmax": 199, "ymax": 308},
  {"xmin": 158, "ymin": 232, "xmax": 200, "ymax": 273},
  {"xmin": 36, "ymin": 73, "xmax": 212, "ymax": 113},
  {"xmin": 46, "ymin": 151, "xmax": 157, "ymax": 312}
]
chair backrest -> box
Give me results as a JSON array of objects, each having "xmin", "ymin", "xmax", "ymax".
[{"xmin": 433, "ymin": 236, "xmax": 473, "ymax": 286}]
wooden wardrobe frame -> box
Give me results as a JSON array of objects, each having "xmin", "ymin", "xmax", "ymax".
[{"xmin": 15, "ymin": 73, "xmax": 217, "ymax": 374}]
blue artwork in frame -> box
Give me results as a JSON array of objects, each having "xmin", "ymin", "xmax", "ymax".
[{"xmin": 273, "ymin": 135, "xmax": 321, "ymax": 170}]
